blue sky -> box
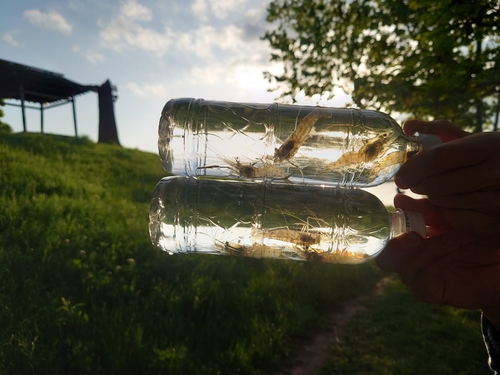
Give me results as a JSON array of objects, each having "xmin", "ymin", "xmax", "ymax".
[
  {"xmin": 1, "ymin": 0, "xmax": 351, "ymax": 154},
  {"xmin": 1, "ymin": 0, "xmax": 409, "ymax": 204}
]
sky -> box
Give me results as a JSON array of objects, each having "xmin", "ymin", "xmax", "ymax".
[
  {"xmin": 1, "ymin": 0, "xmax": 402, "ymax": 204},
  {"xmin": 1, "ymin": 0, "xmax": 352, "ymax": 152}
]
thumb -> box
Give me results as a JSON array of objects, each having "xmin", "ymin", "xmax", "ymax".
[
  {"xmin": 375, "ymin": 231, "xmax": 423, "ymax": 273},
  {"xmin": 403, "ymin": 119, "xmax": 469, "ymax": 142}
]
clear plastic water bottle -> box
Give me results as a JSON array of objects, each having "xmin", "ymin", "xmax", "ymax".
[
  {"xmin": 158, "ymin": 98, "xmax": 440, "ymax": 187},
  {"xmin": 149, "ymin": 176, "xmax": 425, "ymax": 264}
]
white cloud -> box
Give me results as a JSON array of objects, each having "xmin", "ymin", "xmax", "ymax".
[
  {"xmin": 127, "ymin": 82, "xmax": 168, "ymax": 98},
  {"xmin": 73, "ymin": 45, "xmax": 106, "ymax": 64},
  {"xmin": 192, "ymin": 0, "xmax": 248, "ymax": 21},
  {"xmin": 232, "ymin": 65, "xmax": 269, "ymax": 90},
  {"xmin": 23, "ymin": 9, "xmax": 73, "ymax": 35},
  {"xmin": 121, "ymin": 0, "xmax": 152, "ymax": 21},
  {"xmin": 186, "ymin": 53, "xmax": 275, "ymax": 89},
  {"xmin": 176, "ymin": 25, "xmax": 244, "ymax": 58},
  {"xmin": 99, "ymin": 0, "xmax": 173, "ymax": 56},
  {"xmin": 241, "ymin": 4, "xmax": 269, "ymax": 40},
  {"xmin": 209, "ymin": 0, "xmax": 247, "ymax": 19},
  {"xmin": 192, "ymin": 0, "xmax": 208, "ymax": 22},
  {"xmin": 189, "ymin": 65, "xmax": 228, "ymax": 85},
  {"xmin": 3, "ymin": 31, "xmax": 23, "ymax": 47},
  {"xmin": 85, "ymin": 51, "xmax": 106, "ymax": 64}
]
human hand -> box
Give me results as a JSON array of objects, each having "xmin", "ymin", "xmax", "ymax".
[
  {"xmin": 382, "ymin": 119, "xmax": 500, "ymax": 328},
  {"xmin": 375, "ymin": 231, "xmax": 500, "ymax": 329},
  {"xmin": 402, "ymin": 119, "xmax": 470, "ymax": 142},
  {"xmin": 395, "ymin": 120, "xmax": 500, "ymax": 248}
]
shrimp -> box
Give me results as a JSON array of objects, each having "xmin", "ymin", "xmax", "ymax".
[
  {"xmin": 220, "ymin": 241, "xmax": 287, "ymax": 259},
  {"xmin": 304, "ymin": 248, "xmax": 369, "ymax": 264},
  {"xmin": 274, "ymin": 109, "xmax": 332, "ymax": 163},
  {"xmin": 367, "ymin": 150, "xmax": 406, "ymax": 181},
  {"xmin": 325, "ymin": 132, "xmax": 401, "ymax": 171},
  {"xmin": 198, "ymin": 157, "xmax": 291, "ymax": 180},
  {"xmin": 262, "ymin": 228, "xmax": 321, "ymax": 248}
]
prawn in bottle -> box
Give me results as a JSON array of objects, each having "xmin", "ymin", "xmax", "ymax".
[
  {"xmin": 158, "ymin": 98, "xmax": 440, "ymax": 187},
  {"xmin": 149, "ymin": 176, "xmax": 426, "ymax": 264}
]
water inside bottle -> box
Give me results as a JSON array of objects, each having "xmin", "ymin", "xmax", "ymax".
[
  {"xmin": 161, "ymin": 100, "xmax": 408, "ymax": 187},
  {"xmin": 150, "ymin": 178, "xmax": 393, "ymax": 263}
]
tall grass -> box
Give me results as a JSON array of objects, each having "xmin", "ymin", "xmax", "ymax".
[
  {"xmin": 317, "ymin": 277, "xmax": 490, "ymax": 375},
  {"xmin": 0, "ymin": 133, "xmax": 380, "ymax": 375}
]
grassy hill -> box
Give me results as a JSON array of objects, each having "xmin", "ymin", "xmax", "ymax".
[
  {"xmin": 0, "ymin": 133, "xmax": 491, "ymax": 375},
  {"xmin": 0, "ymin": 132, "xmax": 385, "ymax": 374}
]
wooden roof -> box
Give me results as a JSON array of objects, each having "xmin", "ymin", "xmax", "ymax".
[{"xmin": 0, "ymin": 58, "xmax": 97, "ymax": 104}]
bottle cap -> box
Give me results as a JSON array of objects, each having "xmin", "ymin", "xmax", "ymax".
[
  {"xmin": 403, "ymin": 211, "xmax": 426, "ymax": 237},
  {"xmin": 418, "ymin": 133, "xmax": 442, "ymax": 150}
]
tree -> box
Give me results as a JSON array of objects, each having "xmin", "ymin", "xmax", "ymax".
[
  {"xmin": 262, "ymin": 0, "xmax": 500, "ymax": 132},
  {"xmin": 0, "ymin": 99, "xmax": 13, "ymax": 134}
]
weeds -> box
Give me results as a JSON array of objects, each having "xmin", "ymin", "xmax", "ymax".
[{"xmin": 0, "ymin": 133, "xmax": 380, "ymax": 375}]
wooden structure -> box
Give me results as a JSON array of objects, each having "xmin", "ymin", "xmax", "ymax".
[
  {"xmin": 0, "ymin": 58, "xmax": 98, "ymax": 136},
  {"xmin": 98, "ymin": 80, "xmax": 120, "ymax": 145}
]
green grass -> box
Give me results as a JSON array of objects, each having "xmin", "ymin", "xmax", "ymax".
[
  {"xmin": 317, "ymin": 277, "xmax": 490, "ymax": 375},
  {"xmin": 0, "ymin": 133, "xmax": 490, "ymax": 375},
  {"xmin": 0, "ymin": 132, "xmax": 382, "ymax": 375}
]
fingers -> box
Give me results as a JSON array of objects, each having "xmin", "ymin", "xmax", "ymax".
[
  {"xmin": 377, "ymin": 231, "xmax": 467, "ymax": 277},
  {"xmin": 394, "ymin": 194, "xmax": 438, "ymax": 221},
  {"xmin": 402, "ymin": 119, "xmax": 469, "ymax": 142},
  {"xmin": 396, "ymin": 132, "xmax": 498, "ymax": 190},
  {"xmin": 395, "ymin": 195, "xmax": 500, "ymax": 247},
  {"xmin": 475, "ymin": 219, "xmax": 500, "ymax": 248},
  {"xmin": 408, "ymin": 246, "xmax": 472, "ymax": 306},
  {"xmin": 436, "ymin": 207, "xmax": 500, "ymax": 248},
  {"xmin": 409, "ymin": 161, "xmax": 500, "ymax": 197},
  {"xmin": 393, "ymin": 194, "xmax": 453, "ymax": 232},
  {"xmin": 376, "ymin": 231, "xmax": 472, "ymax": 304},
  {"xmin": 428, "ymin": 191, "xmax": 500, "ymax": 213},
  {"xmin": 376, "ymin": 231, "xmax": 424, "ymax": 274},
  {"xmin": 409, "ymin": 243, "xmax": 500, "ymax": 308}
]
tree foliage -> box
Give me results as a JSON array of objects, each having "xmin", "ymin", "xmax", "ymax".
[
  {"xmin": 0, "ymin": 99, "xmax": 13, "ymax": 134},
  {"xmin": 262, "ymin": 0, "xmax": 500, "ymax": 131}
]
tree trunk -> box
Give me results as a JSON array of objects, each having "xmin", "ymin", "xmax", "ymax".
[
  {"xmin": 98, "ymin": 80, "xmax": 121, "ymax": 145},
  {"xmin": 494, "ymin": 93, "xmax": 500, "ymax": 132},
  {"xmin": 475, "ymin": 98, "xmax": 483, "ymax": 133},
  {"xmin": 473, "ymin": 25, "xmax": 483, "ymax": 133}
]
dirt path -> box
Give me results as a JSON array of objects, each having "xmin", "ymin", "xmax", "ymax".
[{"xmin": 275, "ymin": 275, "xmax": 394, "ymax": 375}]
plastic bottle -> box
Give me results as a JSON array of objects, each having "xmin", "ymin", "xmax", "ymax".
[
  {"xmin": 158, "ymin": 98, "xmax": 440, "ymax": 187},
  {"xmin": 149, "ymin": 176, "xmax": 425, "ymax": 264}
]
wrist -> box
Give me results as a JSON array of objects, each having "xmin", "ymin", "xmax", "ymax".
[{"xmin": 482, "ymin": 306, "xmax": 500, "ymax": 332}]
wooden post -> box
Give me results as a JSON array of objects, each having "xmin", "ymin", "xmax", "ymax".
[
  {"xmin": 98, "ymin": 80, "xmax": 120, "ymax": 145},
  {"xmin": 19, "ymin": 85, "xmax": 27, "ymax": 132},
  {"xmin": 71, "ymin": 97, "xmax": 78, "ymax": 137},
  {"xmin": 40, "ymin": 102, "xmax": 44, "ymax": 133}
]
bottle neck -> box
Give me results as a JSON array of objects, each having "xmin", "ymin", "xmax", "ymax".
[
  {"xmin": 405, "ymin": 133, "xmax": 442, "ymax": 160},
  {"xmin": 390, "ymin": 209, "xmax": 426, "ymax": 238},
  {"xmin": 404, "ymin": 135, "xmax": 424, "ymax": 160}
]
